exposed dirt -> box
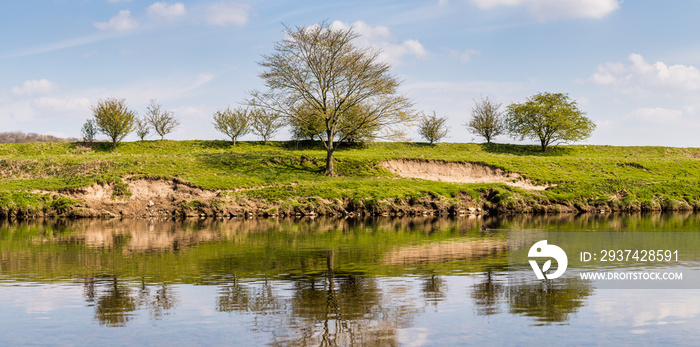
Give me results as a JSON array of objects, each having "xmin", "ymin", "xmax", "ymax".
[
  {"xmin": 24, "ymin": 177, "xmax": 490, "ymax": 219},
  {"xmin": 379, "ymin": 159, "xmax": 554, "ymax": 190},
  {"xmin": 7, "ymin": 163, "xmax": 695, "ymax": 220},
  {"xmin": 51, "ymin": 178, "xmax": 223, "ymax": 218}
]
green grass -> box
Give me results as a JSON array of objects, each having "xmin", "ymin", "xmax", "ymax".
[{"xmin": 1, "ymin": 140, "xmax": 700, "ymax": 212}]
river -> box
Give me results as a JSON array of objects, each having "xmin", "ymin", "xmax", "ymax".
[{"xmin": 1, "ymin": 213, "xmax": 699, "ymax": 346}]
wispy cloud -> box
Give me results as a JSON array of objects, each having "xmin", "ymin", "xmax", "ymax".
[
  {"xmin": 11, "ymin": 79, "xmax": 56, "ymax": 97},
  {"xmin": 586, "ymin": 53, "xmax": 700, "ymax": 93},
  {"xmin": 469, "ymin": 0, "xmax": 620, "ymax": 21},
  {"xmin": 94, "ymin": 9, "xmax": 139, "ymax": 31},
  {"xmin": 330, "ymin": 20, "xmax": 428, "ymax": 65},
  {"xmin": 453, "ymin": 49, "xmax": 481, "ymax": 63},
  {"xmin": 0, "ymin": 32, "xmax": 122, "ymax": 59},
  {"xmin": 147, "ymin": 2, "xmax": 186, "ymax": 19},
  {"xmin": 206, "ymin": 2, "xmax": 251, "ymax": 26}
]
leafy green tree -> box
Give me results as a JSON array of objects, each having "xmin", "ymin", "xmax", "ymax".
[
  {"xmin": 250, "ymin": 108, "xmax": 284, "ymax": 145},
  {"xmin": 505, "ymin": 92, "xmax": 595, "ymax": 152},
  {"xmin": 145, "ymin": 99, "xmax": 180, "ymax": 140},
  {"xmin": 81, "ymin": 119, "xmax": 98, "ymax": 143},
  {"xmin": 212, "ymin": 107, "xmax": 252, "ymax": 145},
  {"xmin": 249, "ymin": 22, "xmax": 416, "ymax": 176},
  {"xmin": 135, "ymin": 116, "xmax": 151, "ymax": 141},
  {"xmin": 91, "ymin": 97, "xmax": 136, "ymax": 148},
  {"xmin": 417, "ymin": 111, "xmax": 449, "ymax": 144},
  {"xmin": 466, "ymin": 97, "xmax": 505, "ymax": 143}
]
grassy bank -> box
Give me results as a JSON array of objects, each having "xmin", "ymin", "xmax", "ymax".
[{"xmin": 1, "ymin": 140, "xmax": 700, "ymax": 217}]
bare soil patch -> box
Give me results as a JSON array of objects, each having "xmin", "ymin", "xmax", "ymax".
[
  {"xmin": 379, "ymin": 159, "xmax": 553, "ymax": 191},
  {"xmin": 48, "ymin": 178, "xmax": 222, "ymax": 217}
]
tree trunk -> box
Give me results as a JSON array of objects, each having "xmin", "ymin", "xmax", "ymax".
[
  {"xmin": 324, "ymin": 130, "xmax": 336, "ymax": 176},
  {"xmin": 325, "ymin": 147, "xmax": 335, "ymax": 176},
  {"xmin": 541, "ymin": 139, "xmax": 548, "ymax": 152}
]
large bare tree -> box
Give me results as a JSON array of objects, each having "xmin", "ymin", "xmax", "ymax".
[{"xmin": 249, "ymin": 22, "xmax": 416, "ymax": 176}]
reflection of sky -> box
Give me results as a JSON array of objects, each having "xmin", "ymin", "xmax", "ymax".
[
  {"xmin": 591, "ymin": 290, "xmax": 700, "ymax": 332},
  {"xmin": 2, "ymin": 277, "xmax": 700, "ymax": 346}
]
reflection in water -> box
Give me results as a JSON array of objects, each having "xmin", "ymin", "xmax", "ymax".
[
  {"xmin": 469, "ymin": 271, "xmax": 595, "ymax": 325},
  {"xmin": 80, "ymin": 278, "xmax": 178, "ymax": 327},
  {"xmin": 1, "ymin": 213, "xmax": 699, "ymax": 344},
  {"xmin": 507, "ymin": 279, "xmax": 594, "ymax": 325},
  {"xmin": 92, "ymin": 277, "xmax": 136, "ymax": 327},
  {"xmin": 217, "ymin": 279, "xmax": 281, "ymax": 315},
  {"xmin": 471, "ymin": 271, "xmax": 506, "ymax": 316},
  {"xmin": 138, "ymin": 281, "xmax": 177, "ymax": 320},
  {"xmin": 421, "ymin": 275, "xmax": 447, "ymax": 308}
]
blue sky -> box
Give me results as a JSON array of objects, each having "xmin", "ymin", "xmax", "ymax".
[{"xmin": 2, "ymin": 0, "xmax": 700, "ymax": 146}]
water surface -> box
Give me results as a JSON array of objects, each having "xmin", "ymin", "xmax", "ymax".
[{"xmin": 1, "ymin": 214, "xmax": 699, "ymax": 346}]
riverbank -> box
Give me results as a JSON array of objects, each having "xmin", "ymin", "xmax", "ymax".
[{"xmin": 1, "ymin": 141, "xmax": 699, "ymax": 219}]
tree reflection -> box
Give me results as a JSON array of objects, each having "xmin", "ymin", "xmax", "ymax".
[
  {"xmin": 82, "ymin": 277, "xmax": 177, "ymax": 326},
  {"xmin": 471, "ymin": 271, "xmax": 506, "ymax": 316},
  {"xmin": 421, "ymin": 275, "xmax": 447, "ymax": 309},
  {"xmin": 507, "ymin": 279, "xmax": 594, "ymax": 325},
  {"xmin": 93, "ymin": 277, "xmax": 136, "ymax": 327},
  {"xmin": 217, "ymin": 278, "xmax": 281, "ymax": 314},
  {"xmin": 138, "ymin": 281, "xmax": 177, "ymax": 320},
  {"xmin": 470, "ymin": 272, "xmax": 593, "ymax": 324},
  {"xmin": 278, "ymin": 274, "xmax": 416, "ymax": 347}
]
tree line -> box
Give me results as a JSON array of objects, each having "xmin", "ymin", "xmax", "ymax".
[
  {"xmin": 0, "ymin": 131, "xmax": 79, "ymax": 144},
  {"xmin": 79, "ymin": 21, "xmax": 595, "ymax": 176}
]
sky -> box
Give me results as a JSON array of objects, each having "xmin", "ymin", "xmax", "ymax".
[{"xmin": 2, "ymin": 0, "xmax": 700, "ymax": 147}]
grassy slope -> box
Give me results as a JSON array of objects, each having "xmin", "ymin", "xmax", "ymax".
[{"xmin": 1, "ymin": 140, "xmax": 700, "ymax": 212}]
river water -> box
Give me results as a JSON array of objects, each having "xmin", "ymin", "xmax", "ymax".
[{"xmin": 1, "ymin": 214, "xmax": 699, "ymax": 346}]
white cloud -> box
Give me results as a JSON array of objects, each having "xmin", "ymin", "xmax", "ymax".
[
  {"xmin": 94, "ymin": 10, "xmax": 139, "ymax": 31},
  {"xmin": 455, "ymin": 49, "xmax": 481, "ymax": 63},
  {"xmin": 205, "ymin": 2, "xmax": 251, "ymax": 26},
  {"xmin": 588, "ymin": 53, "xmax": 700, "ymax": 93},
  {"xmin": 469, "ymin": 0, "xmax": 620, "ymax": 20},
  {"xmin": 147, "ymin": 2, "xmax": 186, "ymax": 19},
  {"xmin": 33, "ymin": 97, "xmax": 91, "ymax": 111},
  {"xmin": 12, "ymin": 79, "xmax": 55, "ymax": 97},
  {"xmin": 623, "ymin": 107, "xmax": 683, "ymax": 124},
  {"xmin": 330, "ymin": 20, "xmax": 428, "ymax": 65}
]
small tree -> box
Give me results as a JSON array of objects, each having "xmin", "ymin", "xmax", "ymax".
[
  {"xmin": 417, "ymin": 111, "xmax": 449, "ymax": 144},
  {"xmin": 135, "ymin": 116, "xmax": 151, "ymax": 141},
  {"xmin": 250, "ymin": 108, "xmax": 284, "ymax": 145},
  {"xmin": 92, "ymin": 97, "xmax": 136, "ymax": 148},
  {"xmin": 145, "ymin": 100, "xmax": 179, "ymax": 140},
  {"xmin": 81, "ymin": 119, "xmax": 98, "ymax": 143},
  {"xmin": 505, "ymin": 92, "xmax": 595, "ymax": 152},
  {"xmin": 466, "ymin": 97, "xmax": 505, "ymax": 143},
  {"xmin": 212, "ymin": 107, "xmax": 252, "ymax": 145}
]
